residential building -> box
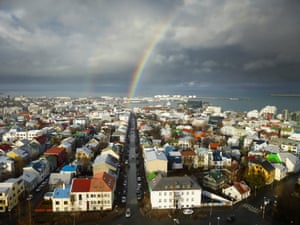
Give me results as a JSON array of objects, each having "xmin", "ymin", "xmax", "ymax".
[
  {"xmin": 222, "ymin": 181, "xmax": 251, "ymax": 202},
  {"xmin": 0, "ymin": 176, "xmax": 25, "ymax": 212},
  {"xmin": 180, "ymin": 149, "xmax": 197, "ymax": 169},
  {"xmin": 248, "ymin": 159, "xmax": 275, "ymax": 185},
  {"xmin": 167, "ymin": 151, "xmax": 183, "ymax": 170},
  {"xmin": 22, "ymin": 172, "xmax": 39, "ymax": 192},
  {"xmin": 49, "ymin": 173, "xmax": 72, "ymax": 191},
  {"xmin": 44, "ymin": 146, "xmax": 67, "ymax": 168},
  {"xmin": 144, "ymin": 149, "xmax": 168, "ymax": 175},
  {"xmin": 202, "ymin": 170, "xmax": 227, "ymax": 191},
  {"xmin": 23, "ymin": 158, "xmax": 50, "ymax": 184},
  {"xmin": 52, "ymin": 185, "xmax": 71, "ymax": 212},
  {"xmin": 278, "ymin": 152, "xmax": 300, "ymax": 173},
  {"xmin": 272, "ymin": 164, "xmax": 288, "ymax": 181},
  {"xmin": 75, "ymin": 146, "xmax": 94, "ymax": 161},
  {"xmin": 93, "ymin": 153, "xmax": 119, "ymax": 175}
]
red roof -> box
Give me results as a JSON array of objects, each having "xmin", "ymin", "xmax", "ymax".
[
  {"xmin": 44, "ymin": 146, "xmax": 65, "ymax": 155},
  {"xmin": 34, "ymin": 134, "xmax": 47, "ymax": 144},
  {"xmin": 0, "ymin": 143, "xmax": 12, "ymax": 152},
  {"xmin": 234, "ymin": 181, "xmax": 250, "ymax": 194},
  {"xmin": 71, "ymin": 178, "xmax": 91, "ymax": 192}
]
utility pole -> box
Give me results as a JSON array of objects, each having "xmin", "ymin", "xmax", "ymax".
[{"xmin": 27, "ymin": 198, "xmax": 32, "ymax": 225}]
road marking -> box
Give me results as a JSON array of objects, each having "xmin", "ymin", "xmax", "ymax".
[{"xmin": 242, "ymin": 203, "xmax": 260, "ymax": 213}]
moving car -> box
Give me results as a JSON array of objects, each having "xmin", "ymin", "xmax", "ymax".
[
  {"xmin": 125, "ymin": 207, "xmax": 131, "ymax": 218},
  {"xmin": 226, "ymin": 214, "xmax": 235, "ymax": 222}
]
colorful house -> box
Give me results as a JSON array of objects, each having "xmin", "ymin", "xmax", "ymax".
[{"xmin": 248, "ymin": 159, "xmax": 275, "ymax": 185}]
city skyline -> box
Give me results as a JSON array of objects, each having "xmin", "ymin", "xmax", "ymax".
[{"xmin": 1, "ymin": 0, "xmax": 300, "ymax": 98}]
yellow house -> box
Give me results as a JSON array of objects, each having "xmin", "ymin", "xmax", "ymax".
[{"xmin": 248, "ymin": 159, "xmax": 275, "ymax": 185}]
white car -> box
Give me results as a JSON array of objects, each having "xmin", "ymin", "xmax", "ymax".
[
  {"xmin": 125, "ymin": 207, "xmax": 131, "ymax": 218},
  {"xmin": 121, "ymin": 196, "xmax": 127, "ymax": 204},
  {"xmin": 182, "ymin": 209, "xmax": 194, "ymax": 215}
]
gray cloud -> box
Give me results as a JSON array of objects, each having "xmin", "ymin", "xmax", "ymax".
[{"xmin": 0, "ymin": 0, "xmax": 300, "ymax": 96}]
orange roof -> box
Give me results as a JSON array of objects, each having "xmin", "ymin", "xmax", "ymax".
[
  {"xmin": 90, "ymin": 172, "xmax": 115, "ymax": 192},
  {"xmin": 193, "ymin": 131, "xmax": 207, "ymax": 139},
  {"xmin": 181, "ymin": 150, "xmax": 196, "ymax": 156},
  {"xmin": 82, "ymin": 129, "xmax": 91, "ymax": 134},
  {"xmin": 209, "ymin": 143, "xmax": 220, "ymax": 150},
  {"xmin": 71, "ymin": 178, "xmax": 91, "ymax": 192}
]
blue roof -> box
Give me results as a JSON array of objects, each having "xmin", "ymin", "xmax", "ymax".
[
  {"xmin": 61, "ymin": 164, "xmax": 77, "ymax": 172},
  {"xmin": 213, "ymin": 151, "xmax": 222, "ymax": 161},
  {"xmin": 222, "ymin": 152, "xmax": 231, "ymax": 159},
  {"xmin": 53, "ymin": 185, "xmax": 71, "ymax": 198}
]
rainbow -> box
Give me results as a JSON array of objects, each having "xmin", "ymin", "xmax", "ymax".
[{"xmin": 127, "ymin": 14, "xmax": 176, "ymax": 103}]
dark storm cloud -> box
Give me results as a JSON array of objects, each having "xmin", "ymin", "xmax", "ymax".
[{"xmin": 0, "ymin": 0, "xmax": 300, "ymax": 96}]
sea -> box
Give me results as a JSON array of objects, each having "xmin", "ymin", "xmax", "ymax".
[
  {"xmin": 1, "ymin": 85, "xmax": 300, "ymax": 113},
  {"xmin": 130, "ymin": 95, "xmax": 300, "ymax": 113}
]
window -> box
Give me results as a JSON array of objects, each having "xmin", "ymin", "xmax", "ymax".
[
  {"xmin": 56, "ymin": 201, "xmax": 60, "ymax": 205},
  {"xmin": 64, "ymin": 201, "xmax": 68, "ymax": 205}
]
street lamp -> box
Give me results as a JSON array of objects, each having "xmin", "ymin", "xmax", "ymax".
[{"xmin": 217, "ymin": 216, "xmax": 220, "ymax": 225}]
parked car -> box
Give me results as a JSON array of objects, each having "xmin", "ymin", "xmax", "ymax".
[{"xmin": 121, "ymin": 196, "xmax": 127, "ymax": 204}]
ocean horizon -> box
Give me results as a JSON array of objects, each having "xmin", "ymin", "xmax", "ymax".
[{"xmin": 1, "ymin": 84, "xmax": 300, "ymax": 113}]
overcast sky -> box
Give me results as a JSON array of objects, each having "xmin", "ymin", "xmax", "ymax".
[{"xmin": 1, "ymin": 0, "xmax": 300, "ymax": 97}]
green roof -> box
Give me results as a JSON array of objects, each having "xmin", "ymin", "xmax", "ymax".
[
  {"xmin": 266, "ymin": 153, "xmax": 282, "ymax": 163},
  {"xmin": 147, "ymin": 172, "xmax": 157, "ymax": 181}
]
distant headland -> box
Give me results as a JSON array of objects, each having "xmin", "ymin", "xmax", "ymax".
[{"xmin": 271, "ymin": 94, "xmax": 300, "ymax": 97}]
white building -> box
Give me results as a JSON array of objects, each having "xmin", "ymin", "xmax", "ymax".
[
  {"xmin": 52, "ymin": 185, "xmax": 71, "ymax": 212},
  {"xmin": 222, "ymin": 181, "xmax": 251, "ymax": 202},
  {"xmin": 149, "ymin": 174, "xmax": 201, "ymax": 209},
  {"xmin": 2, "ymin": 128, "xmax": 44, "ymax": 142},
  {"xmin": 272, "ymin": 163, "xmax": 288, "ymax": 181}
]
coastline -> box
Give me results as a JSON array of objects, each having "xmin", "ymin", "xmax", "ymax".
[{"xmin": 271, "ymin": 94, "xmax": 300, "ymax": 97}]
